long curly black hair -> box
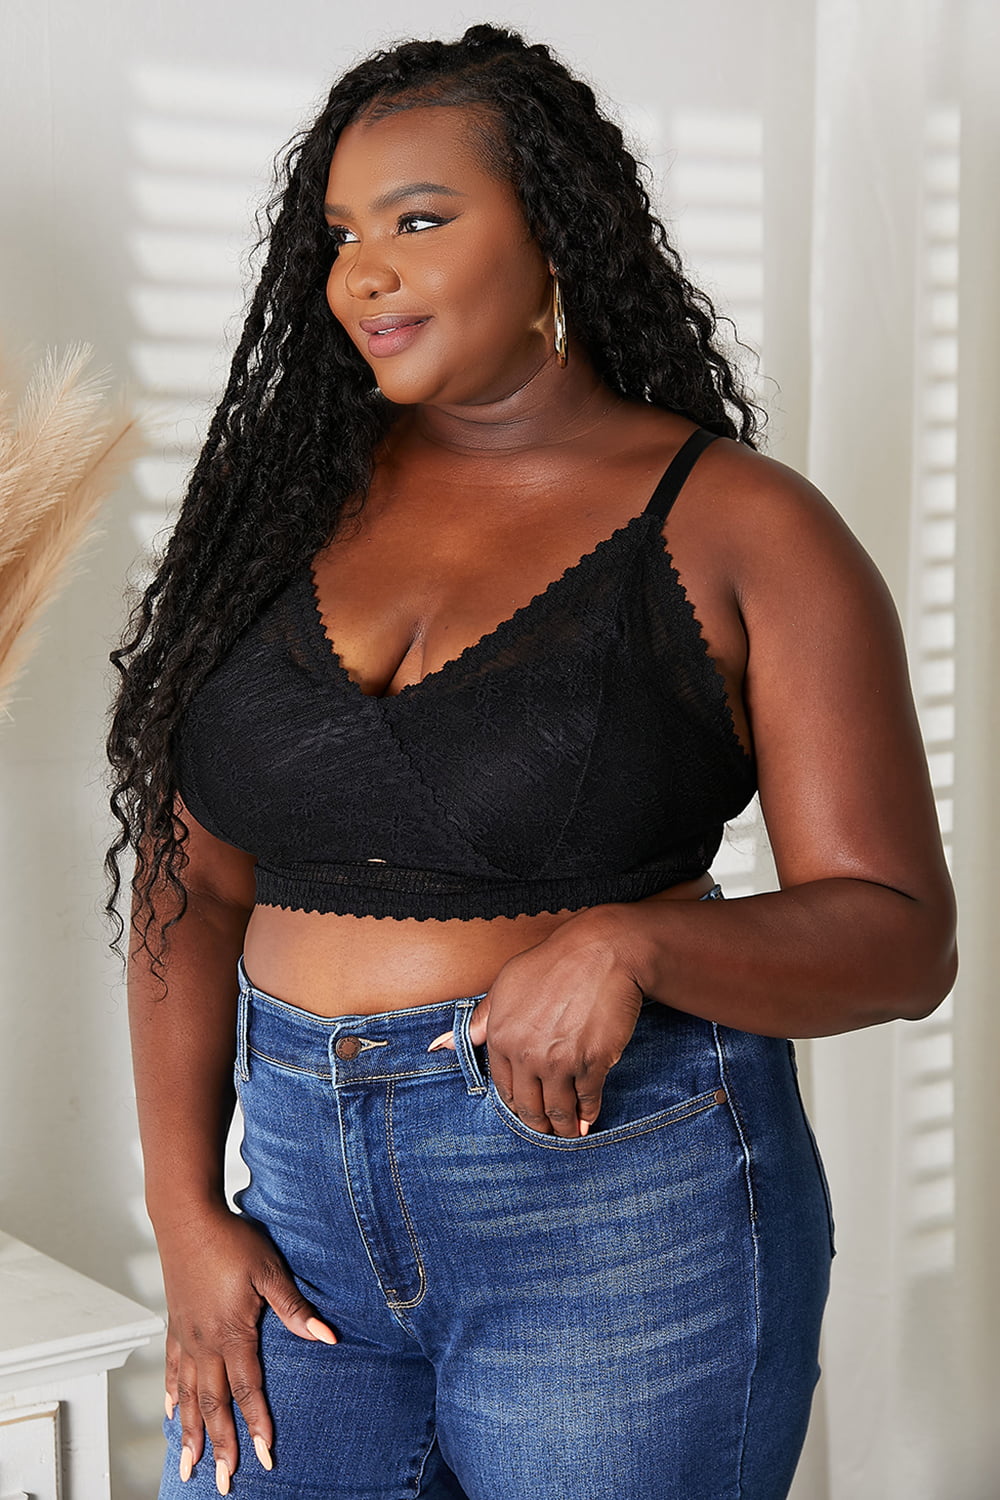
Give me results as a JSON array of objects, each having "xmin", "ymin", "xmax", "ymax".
[{"xmin": 105, "ymin": 21, "xmax": 764, "ymax": 981}]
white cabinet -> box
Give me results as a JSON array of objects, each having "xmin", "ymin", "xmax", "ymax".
[{"xmin": 0, "ymin": 1233, "xmax": 162, "ymax": 1500}]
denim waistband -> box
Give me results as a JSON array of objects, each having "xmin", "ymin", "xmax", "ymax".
[
  {"xmin": 235, "ymin": 954, "xmax": 484, "ymax": 1089},
  {"xmin": 234, "ymin": 881, "xmax": 724, "ymax": 1093}
]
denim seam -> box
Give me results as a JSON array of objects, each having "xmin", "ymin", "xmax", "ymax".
[
  {"xmin": 383, "ymin": 1078, "xmax": 428, "ymax": 1311},
  {"xmin": 712, "ymin": 1023, "xmax": 761, "ymax": 1499},
  {"xmin": 247, "ymin": 1044, "xmax": 461, "ymax": 1083},
  {"xmin": 334, "ymin": 1084, "xmax": 396, "ymax": 1308},
  {"xmin": 787, "ymin": 1041, "xmax": 837, "ymax": 1257},
  {"xmin": 247, "ymin": 1045, "xmax": 332, "ymax": 1080},
  {"xmin": 341, "ymin": 1064, "xmax": 462, "ymax": 1084},
  {"xmin": 413, "ymin": 1427, "xmax": 444, "ymax": 1497},
  {"xmin": 235, "ymin": 984, "xmax": 250, "ymax": 1082},
  {"xmin": 486, "ymin": 1085, "xmax": 724, "ymax": 1148}
]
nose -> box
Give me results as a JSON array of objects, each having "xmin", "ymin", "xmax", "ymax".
[{"xmin": 343, "ymin": 242, "xmax": 401, "ymax": 300}]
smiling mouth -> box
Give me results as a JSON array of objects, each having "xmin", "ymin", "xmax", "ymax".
[
  {"xmin": 360, "ymin": 316, "xmax": 432, "ymax": 359},
  {"xmin": 368, "ymin": 319, "xmax": 429, "ymax": 336}
]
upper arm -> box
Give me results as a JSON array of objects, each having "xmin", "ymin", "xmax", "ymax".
[{"xmin": 723, "ymin": 447, "xmax": 952, "ymax": 913}]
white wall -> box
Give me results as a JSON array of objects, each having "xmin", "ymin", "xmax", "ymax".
[{"xmin": 1, "ymin": 1, "xmax": 995, "ymax": 1496}]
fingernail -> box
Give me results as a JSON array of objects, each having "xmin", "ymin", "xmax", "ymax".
[
  {"xmin": 579, "ymin": 1120, "xmax": 590, "ymax": 1136},
  {"xmin": 253, "ymin": 1434, "xmax": 274, "ymax": 1471},
  {"xmin": 216, "ymin": 1458, "xmax": 230, "ymax": 1495},
  {"xmin": 427, "ymin": 1030, "xmax": 454, "ymax": 1051},
  {"xmin": 305, "ymin": 1316, "xmax": 338, "ymax": 1345},
  {"xmin": 165, "ymin": 1391, "xmax": 175, "ymax": 1419},
  {"xmin": 179, "ymin": 1445, "xmax": 194, "ymax": 1482}
]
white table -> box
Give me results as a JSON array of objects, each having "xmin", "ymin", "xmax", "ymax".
[{"xmin": 0, "ymin": 1232, "xmax": 162, "ymax": 1500}]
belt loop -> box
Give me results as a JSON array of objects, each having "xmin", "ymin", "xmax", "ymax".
[
  {"xmin": 453, "ymin": 994, "xmax": 488, "ymax": 1096},
  {"xmin": 235, "ymin": 962, "xmax": 251, "ymax": 1082}
]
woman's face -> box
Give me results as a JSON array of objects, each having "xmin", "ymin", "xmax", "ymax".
[{"xmin": 323, "ymin": 104, "xmax": 555, "ymax": 408}]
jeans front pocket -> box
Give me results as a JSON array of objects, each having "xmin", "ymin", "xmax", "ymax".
[
  {"xmin": 485, "ymin": 1075, "xmax": 727, "ymax": 1149},
  {"xmin": 484, "ymin": 1001, "xmax": 729, "ymax": 1150}
]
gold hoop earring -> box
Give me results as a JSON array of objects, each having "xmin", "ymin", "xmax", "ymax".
[{"xmin": 552, "ymin": 275, "xmax": 568, "ymax": 368}]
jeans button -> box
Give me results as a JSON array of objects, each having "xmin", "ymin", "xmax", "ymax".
[{"xmin": 335, "ymin": 1036, "xmax": 363, "ymax": 1060}]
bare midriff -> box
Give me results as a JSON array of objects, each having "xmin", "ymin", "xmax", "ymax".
[{"xmin": 240, "ymin": 871, "xmax": 714, "ymax": 1018}]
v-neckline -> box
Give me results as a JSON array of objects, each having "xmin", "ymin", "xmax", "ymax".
[{"xmin": 303, "ymin": 508, "xmax": 653, "ymax": 704}]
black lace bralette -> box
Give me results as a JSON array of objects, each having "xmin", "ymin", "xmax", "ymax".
[{"xmin": 175, "ymin": 426, "xmax": 757, "ymax": 919}]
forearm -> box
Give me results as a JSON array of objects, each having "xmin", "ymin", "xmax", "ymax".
[
  {"xmin": 575, "ymin": 877, "xmax": 957, "ymax": 1038},
  {"xmin": 128, "ymin": 887, "xmax": 251, "ymax": 1231}
]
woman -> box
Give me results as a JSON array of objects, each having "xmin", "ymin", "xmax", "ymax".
[{"xmin": 105, "ymin": 23, "xmax": 956, "ymax": 1500}]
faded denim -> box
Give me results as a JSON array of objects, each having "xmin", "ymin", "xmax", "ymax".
[{"xmin": 159, "ymin": 887, "xmax": 833, "ymax": 1498}]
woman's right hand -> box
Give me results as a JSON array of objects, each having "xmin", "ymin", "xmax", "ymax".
[{"xmin": 158, "ymin": 1204, "xmax": 337, "ymax": 1490}]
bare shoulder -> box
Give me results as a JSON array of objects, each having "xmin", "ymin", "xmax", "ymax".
[
  {"xmin": 664, "ymin": 432, "xmax": 909, "ymax": 684},
  {"xmin": 620, "ymin": 408, "xmax": 877, "ymax": 592},
  {"xmin": 678, "ymin": 435, "xmax": 883, "ymax": 594}
]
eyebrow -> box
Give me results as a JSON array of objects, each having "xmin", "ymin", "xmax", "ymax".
[{"xmin": 323, "ymin": 182, "xmax": 466, "ymax": 218}]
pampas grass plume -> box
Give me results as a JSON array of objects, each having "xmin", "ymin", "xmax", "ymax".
[{"xmin": 0, "ymin": 342, "xmax": 146, "ymax": 718}]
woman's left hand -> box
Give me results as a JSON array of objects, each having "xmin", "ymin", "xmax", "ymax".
[{"xmin": 428, "ymin": 910, "xmax": 642, "ymax": 1137}]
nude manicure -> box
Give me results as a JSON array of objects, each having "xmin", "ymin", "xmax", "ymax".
[
  {"xmin": 215, "ymin": 1458, "xmax": 230, "ymax": 1495},
  {"xmin": 165, "ymin": 1391, "xmax": 175, "ymax": 1419},
  {"xmin": 427, "ymin": 1031, "xmax": 454, "ymax": 1051},
  {"xmin": 253, "ymin": 1434, "xmax": 274, "ymax": 1470},
  {"xmin": 179, "ymin": 1445, "xmax": 194, "ymax": 1482},
  {"xmin": 305, "ymin": 1316, "xmax": 338, "ymax": 1344}
]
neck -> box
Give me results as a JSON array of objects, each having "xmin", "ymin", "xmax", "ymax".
[{"xmin": 401, "ymin": 351, "xmax": 624, "ymax": 457}]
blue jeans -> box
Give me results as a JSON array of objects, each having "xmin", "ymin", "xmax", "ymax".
[{"xmin": 160, "ymin": 888, "xmax": 834, "ymax": 1498}]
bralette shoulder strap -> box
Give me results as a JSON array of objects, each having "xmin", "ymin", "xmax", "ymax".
[{"xmin": 642, "ymin": 427, "xmax": 721, "ymax": 524}]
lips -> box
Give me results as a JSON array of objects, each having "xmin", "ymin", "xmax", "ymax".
[
  {"xmin": 360, "ymin": 315, "xmax": 431, "ymax": 360},
  {"xmin": 359, "ymin": 315, "xmax": 430, "ymax": 334}
]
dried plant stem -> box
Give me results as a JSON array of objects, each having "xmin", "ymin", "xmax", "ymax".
[{"xmin": 0, "ymin": 343, "xmax": 145, "ymax": 716}]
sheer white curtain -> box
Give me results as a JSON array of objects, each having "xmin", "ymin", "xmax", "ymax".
[{"xmin": 769, "ymin": 1, "xmax": 999, "ymax": 1494}]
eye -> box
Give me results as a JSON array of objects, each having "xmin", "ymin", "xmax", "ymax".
[
  {"xmin": 324, "ymin": 224, "xmax": 358, "ymax": 250},
  {"xmin": 323, "ymin": 212, "xmax": 453, "ymax": 253},
  {"xmin": 397, "ymin": 212, "xmax": 450, "ymax": 233}
]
